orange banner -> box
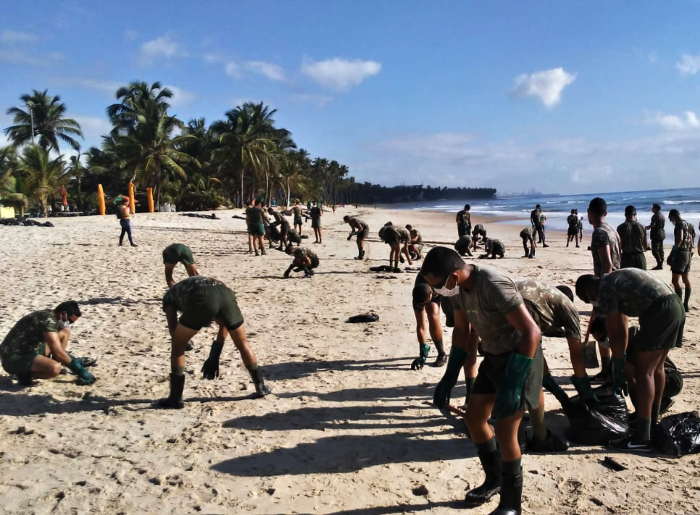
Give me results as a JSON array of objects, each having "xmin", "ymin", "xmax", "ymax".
[{"xmin": 97, "ymin": 184, "xmax": 106, "ymax": 216}]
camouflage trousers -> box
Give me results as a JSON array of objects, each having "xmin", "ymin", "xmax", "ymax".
[{"xmin": 651, "ymin": 239, "xmax": 665, "ymax": 265}]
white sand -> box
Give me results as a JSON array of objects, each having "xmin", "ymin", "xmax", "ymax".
[{"xmin": 0, "ymin": 207, "xmax": 698, "ymax": 514}]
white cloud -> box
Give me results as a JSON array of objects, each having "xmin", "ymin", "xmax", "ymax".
[
  {"xmin": 676, "ymin": 53, "xmax": 700, "ymax": 76},
  {"xmin": 72, "ymin": 115, "xmax": 112, "ymax": 142},
  {"xmin": 70, "ymin": 78, "xmax": 123, "ymax": 94},
  {"xmin": 246, "ymin": 61, "xmax": 285, "ymax": 81},
  {"xmin": 288, "ymin": 93, "xmax": 335, "ymax": 108},
  {"xmin": 301, "ymin": 57, "xmax": 381, "ymax": 92},
  {"xmin": 225, "ymin": 61, "xmax": 241, "ymax": 78},
  {"xmin": 167, "ymin": 86, "xmax": 197, "ymax": 107},
  {"xmin": 140, "ymin": 36, "xmax": 187, "ymax": 63},
  {"xmin": 0, "ymin": 31, "xmax": 63, "ymax": 67},
  {"xmin": 0, "ymin": 30, "xmax": 38, "ymax": 45},
  {"xmin": 645, "ymin": 110, "xmax": 700, "ymax": 131},
  {"xmin": 510, "ymin": 67, "xmax": 576, "ymax": 108}
]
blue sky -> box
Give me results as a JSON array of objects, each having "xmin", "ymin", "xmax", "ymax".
[{"xmin": 2, "ymin": 0, "xmax": 700, "ymax": 194}]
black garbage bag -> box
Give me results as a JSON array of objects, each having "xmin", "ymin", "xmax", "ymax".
[
  {"xmin": 564, "ymin": 393, "xmax": 630, "ymax": 445},
  {"xmin": 268, "ymin": 225, "xmax": 281, "ymax": 242},
  {"xmin": 654, "ymin": 411, "xmax": 700, "ymax": 456},
  {"xmin": 347, "ymin": 312, "xmax": 379, "ymax": 323}
]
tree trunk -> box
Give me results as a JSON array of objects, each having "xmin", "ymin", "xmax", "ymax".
[{"xmin": 240, "ymin": 169, "xmax": 244, "ymax": 208}]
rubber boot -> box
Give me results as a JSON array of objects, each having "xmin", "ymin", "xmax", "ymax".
[
  {"xmin": 465, "ymin": 449, "xmax": 502, "ymax": 506},
  {"xmin": 488, "ymin": 468, "xmax": 523, "ymax": 515},
  {"xmin": 156, "ymin": 374, "xmax": 185, "ymax": 409},
  {"xmin": 249, "ymin": 366, "xmax": 271, "ymax": 397}
]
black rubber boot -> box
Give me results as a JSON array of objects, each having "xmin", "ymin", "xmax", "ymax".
[
  {"xmin": 249, "ymin": 366, "xmax": 271, "ymax": 398},
  {"xmin": 465, "ymin": 449, "xmax": 502, "ymax": 506},
  {"xmin": 488, "ymin": 468, "xmax": 523, "ymax": 515},
  {"xmin": 156, "ymin": 374, "xmax": 185, "ymax": 409}
]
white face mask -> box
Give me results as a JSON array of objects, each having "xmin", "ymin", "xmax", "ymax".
[
  {"xmin": 435, "ymin": 285, "xmax": 460, "ymax": 297},
  {"xmin": 57, "ymin": 320, "xmax": 72, "ymax": 329}
]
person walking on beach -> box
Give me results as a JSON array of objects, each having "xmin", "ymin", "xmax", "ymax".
[
  {"xmin": 246, "ymin": 199, "xmax": 266, "ymax": 256},
  {"xmin": 118, "ymin": 197, "xmax": 137, "ymax": 247},
  {"xmin": 566, "ymin": 209, "xmax": 580, "ymax": 248},
  {"xmin": 530, "ymin": 204, "xmax": 548, "ymax": 248},
  {"xmin": 421, "ymin": 247, "xmax": 542, "ymax": 513},
  {"xmin": 310, "ymin": 201, "xmax": 323, "ymax": 243},
  {"xmin": 520, "ymin": 226, "xmax": 536, "ymax": 258},
  {"xmin": 1, "ymin": 301, "xmax": 95, "ymax": 386},
  {"xmin": 268, "ymin": 207, "xmax": 290, "ymax": 251},
  {"xmin": 668, "ymin": 209, "xmax": 693, "ymax": 312},
  {"xmin": 284, "ymin": 246, "xmax": 319, "ymax": 278},
  {"xmin": 163, "ymin": 244, "xmax": 199, "ymax": 288},
  {"xmin": 456, "ymin": 204, "xmax": 472, "ymax": 238},
  {"xmin": 617, "ymin": 205, "xmax": 648, "ymax": 270},
  {"xmin": 406, "ymin": 225, "xmax": 424, "ymax": 260},
  {"xmin": 576, "ymin": 269, "xmax": 685, "ymax": 451},
  {"xmin": 410, "ymin": 274, "xmax": 450, "ymax": 370},
  {"xmin": 471, "ymin": 224, "xmax": 487, "ymax": 250},
  {"xmin": 157, "ymin": 276, "xmax": 270, "ymax": 409},
  {"xmin": 646, "ymin": 203, "xmax": 666, "ymax": 270},
  {"xmin": 344, "ymin": 215, "xmax": 369, "ymax": 260},
  {"xmin": 291, "ymin": 200, "xmax": 304, "ymax": 236}
]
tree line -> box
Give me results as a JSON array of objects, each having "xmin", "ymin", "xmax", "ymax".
[{"xmin": 1, "ymin": 83, "xmax": 496, "ymax": 216}]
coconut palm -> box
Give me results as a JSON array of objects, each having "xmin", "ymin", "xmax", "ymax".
[
  {"xmin": 107, "ymin": 81, "xmax": 173, "ymax": 136},
  {"xmin": 5, "ymin": 90, "xmax": 83, "ymax": 152},
  {"xmin": 0, "ymin": 146, "xmax": 28, "ymax": 214},
  {"xmin": 17, "ymin": 145, "xmax": 69, "ymax": 216},
  {"xmin": 66, "ymin": 151, "xmax": 88, "ymax": 210}
]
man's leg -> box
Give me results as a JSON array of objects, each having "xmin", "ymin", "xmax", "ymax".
[
  {"xmin": 30, "ymin": 355, "xmax": 63, "ymax": 379},
  {"xmin": 682, "ymin": 272, "xmax": 691, "ymax": 312},
  {"xmin": 229, "ymin": 323, "xmax": 271, "ymax": 396},
  {"xmin": 522, "ymin": 240, "xmax": 529, "ymax": 256},
  {"xmin": 630, "ymin": 349, "xmax": 666, "ymax": 444},
  {"xmin": 124, "ymin": 220, "xmax": 135, "ymax": 245},
  {"xmin": 157, "ymin": 322, "xmax": 198, "ymax": 409},
  {"xmin": 672, "ymin": 273, "xmax": 682, "ymax": 298},
  {"xmin": 119, "ymin": 221, "xmax": 126, "ymax": 245}
]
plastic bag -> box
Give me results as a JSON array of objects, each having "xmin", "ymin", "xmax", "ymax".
[
  {"xmin": 654, "ymin": 411, "xmax": 700, "ymax": 456},
  {"xmin": 564, "ymin": 394, "xmax": 630, "ymax": 445}
]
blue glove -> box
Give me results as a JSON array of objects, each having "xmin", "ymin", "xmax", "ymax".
[
  {"xmin": 67, "ymin": 357, "xmax": 96, "ymax": 385},
  {"xmin": 433, "ymin": 346, "xmax": 469, "ymax": 408},
  {"xmin": 201, "ymin": 340, "xmax": 223, "ymax": 380},
  {"xmin": 492, "ymin": 352, "xmax": 533, "ymax": 419}
]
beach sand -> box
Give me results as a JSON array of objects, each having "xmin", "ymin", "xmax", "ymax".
[{"xmin": 0, "ymin": 206, "xmax": 698, "ymax": 514}]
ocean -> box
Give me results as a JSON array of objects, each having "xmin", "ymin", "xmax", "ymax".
[{"xmin": 408, "ymin": 187, "xmax": 700, "ymax": 244}]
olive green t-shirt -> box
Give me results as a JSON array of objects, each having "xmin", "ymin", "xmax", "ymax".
[
  {"xmin": 516, "ymin": 279, "xmax": 581, "ymax": 340},
  {"xmin": 457, "ymin": 210, "xmax": 471, "ymax": 226},
  {"xmin": 450, "ymin": 265, "xmax": 524, "ymax": 354},
  {"xmin": 649, "ymin": 212, "xmax": 666, "ymax": 241},
  {"xmin": 596, "ymin": 268, "xmax": 675, "ymax": 317},
  {"xmin": 591, "ymin": 222, "xmax": 622, "ymax": 276},
  {"xmin": 246, "ymin": 206, "xmax": 264, "ymax": 224},
  {"xmin": 617, "ymin": 221, "xmax": 646, "ymax": 254},
  {"xmin": 1, "ymin": 310, "xmax": 57, "ymax": 357},
  {"xmin": 162, "ymin": 243, "xmax": 195, "ymax": 265}
]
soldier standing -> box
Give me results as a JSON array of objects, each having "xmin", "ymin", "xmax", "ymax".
[
  {"xmin": 668, "ymin": 209, "xmax": 693, "ymax": 312},
  {"xmin": 456, "ymin": 204, "xmax": 472, "ymax": 238},
  {"xmin": 617, "ymin": 205, "xmax": 648, "ymax": 270},
  {"xmin": 566, "ymin": 209, "xmax": 580, "ymax": 248},
  {"xmin": 645, "ymin": 203, "xmax": 666, "ymax": 270}
]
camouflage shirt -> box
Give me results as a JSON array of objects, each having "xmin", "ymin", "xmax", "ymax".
[
  {"xmin": 596, "ymin": 268, "xmax": 675, "ymax": 317},
  {"xmin": 450, "ymin": 265, "xmax": 524, "ymax": 354},
  {"xmin": 349, "ymin": 217, "xmax": 367, "ymax": 231},
  {"xmin": 0, "ymin": 310, "xmax": 57, "ymax": 358},
  {"xmin": 396, "ymin": 227, "xmax": 410, "ymax": 243},
  {"xmin": 675, "ymin": 220, "xmax": 693, "ymax": 251},
  {"xmin": 487, "ymin": 239, "xmax": 505, "ymax": 255},
  {"xmin": 473, "ymin": 224, "xmax": 486, "ymax": 236},
  {"xmin": 520, "ymin": 227, "xmax": 535, "ymax": 239},
  {"xmin": 616, "ymin": 220, "xmax": 646, "ymax": 254},
  {"xmin": 649, "ymin": 211, "xmax": 666, "ymax": 240},
  {"xmin": 246, "ymin": 206, "xmax": 264, "ymax": 224},
  {"xmin": 294, "ymin": 247, "xmax": 318, "ymax": 262},
  {"xmin": 162, "ymin": 276, "xmax": 227, "ymax": 312},
  {"xmin": 457, "ymin": 210, "xmax": 471, "ymax": 227},
  {"xmin": 516, "ymin": 279, "xmax": 581, "ymax": 340},
  {"xmin": 567, "ymin": 214, "xmax": 579, "ymax": 230},
  {"xmin": 411, "ymin": 230, "xmax": 423, "ymax": 245},
  {"xmin": 591, "ymin": 222, "xmax": 622, "ymax": 276},
  {"xmin": 162, "ymin": 243, "xmax": 195, "ymax": 265}
]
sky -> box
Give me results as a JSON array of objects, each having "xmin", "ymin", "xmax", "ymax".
[{"xmin": 1, "ymin": 0, "xmax": 700, "ymax": 194}]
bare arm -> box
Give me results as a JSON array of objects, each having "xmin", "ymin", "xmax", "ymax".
[
  {"xmin": 504, "ymin": 304, "xmax": 541, "ymax": 358},
  {"xmin": 414, "ymin": 310, "xmax": 427, "ymax": 344},
  {"xmin": 45, "ymin": 332, "xmax": 71, "ymax": 365},
  {"xmin": 605, "ymin": 310, "xmax": 629, "ymax": 359},
  {"xmin": 165, "ymin": 263, "xmax": 176, "ymax": 288},
  {"xmin": 451, "ymin": 306, "xmax": 471, "ymax": 351},
  {"xmin": 597, "ymin": 245, "xmax": 614, "ymax": 274}
]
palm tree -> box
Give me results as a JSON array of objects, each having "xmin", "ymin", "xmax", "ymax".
[
  {"xmin": 5, "ymin": 89, "xmax": 83, "ymax": 151},
  {"xmin": 0, "ymin": 146, "xmax": 28, "ymax": 215},
  {"xmin": 66, "ymin": 151, "xmax": 87, "ymax": 211},
  {"xmin": 17, "ymin": 145, "xmax": 68, "ymax": 216},
  {"xmin": 107, "ymin": 81, "xmax": 173, "ymax": 135}
]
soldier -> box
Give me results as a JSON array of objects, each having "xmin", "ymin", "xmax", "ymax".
[
  {"xmin": 668, "ymin": 209, "xmax": 693, "ymax": 312},
  {"xmin": 530, "ymin": 204, "xmax": 548, "ymax": 248},
  {"xmin": 645, "ymin": 203, "xmax": 666, "ymax": 270},
  {"xmin": 284, "ymin": 246, "xmax": 319, "ymax": 278},
  {"xmin": 286, "ymin": 228, "xmax": 302, "ymax": 247},
  {"xmin": 246, "ymin": 199, "xmax": 266, "ymax": 256},
  {"xmin": 310, "ymin": 201, "xmax": 323, "ymax": 243},
  {"xmin": 163, "ymin": 243, "xmax": 199, "ymax": 288},
  {"xmin": 1, "ymin": 301, "xmax": 95, "ymax": 386},
  {"xmin": 483, "ymin": 237, "xmax": 505, "ymax": 259},
  {"xmin": 157, "ymin": 276, "xmax": 270, "ymax": 409},
  {"xmin": 456, "ymin": 204, "xmax": 472, "ymax": 238},
  {"xmin": 566, "ymin": 209, "xmax": 580, "ymax": 248},
  {"xmin": 406, "ymin": 225, "xmax": 424, "ymax": 260},
  {"xmin": 421, "ymin": 247, "xmax": 542, "ymax": 513},
  {"xmin": 379, "ymin": 222, "xmax": 412, "ymax": 271},
  {"xmin": 291, "ymin": 200, "xmax": 304, "ymax": 236},
  {"xmin": 471, "ymin": 224, "xmax": 487, "ymax": 250},
  {"xmin": 575, "ymin": 268, "xmax": 685, "ymax": 451},
  {"xmin": 519, "ymin": 227, "xmax": 536, "ymax": 258},
  {"xmin": 344, "ymin": 215, "xmax": 369, "ymax": 260},
  {"xmin": 455, "ymin": 235, "xmax": 474, "ymax": 257},
  {"xmin": 410, "ymin": 274, "xmax": 451, "ymax": 369},
  {"xmin": 268, "ymin": 207, "xmax": 290, "ymax": 251},
  {"xmin": 617, "ymin": 205, "xmax": 648, "ymax": 270}
]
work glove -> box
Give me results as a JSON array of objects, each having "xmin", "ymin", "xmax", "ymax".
[
  {"xmin": 411, "ymin": 343, "xmax": 431, "ymax": 370},
  {"xmin": 612, "ymin": 355, "xmax": 628, "ymax": 396},
  {"xmin": 492, "ymin": 352, "xmax": 533, "ymax": 419},
  {"xmin": 283, "ymin": 267, "xmax": 292, "ymax": 278},
  {"xmin": 67, "ymin": 357, "xmax": 96, "ymax": 385},
  {"xmin": 201, "ymin": 340, "xmax": 224, "ymax": 380},
  {"xmin": 571, "ymin": 374, "xmax": 599, "ymax": 404},
  {"xmin": 433, "ymin": 347, "xmax": 469, "ymax": 408}
]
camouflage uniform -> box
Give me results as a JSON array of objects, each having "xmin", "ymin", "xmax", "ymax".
[
  {"xmin": 649, "ymin": 211, "xmax": 666, "ymax": 266},
  {"xmin": 292, "ymin": 205, "xmax": 303, "ymax": 226},
  {"xmin": 287, "ymin": 229, "xmax": 302, "ymax": 245},
  {"xmin": 472, "ymin": 224, "xmax": 486, "ymax": 237},
  {"xmin": 567, "ymin": 214, "xmax": 579, "ymax": 237},
  {"xmin": 294, "ymin": 247, "xmax": 319, "ymax": 269},
  {"xmin": 520, "ymin": 227, "xmax": 535, "ymax": 255},
  {"xmin": 590, "ymin": 221, "xmax": 622, "ymax": 277},
  {"xmin": 616, "ymin": 220, "xmax": 647, "ymax": 270},
  {"xmin": 162, "ymin": 276, "xmax": 243, "ymax": 331},
  {"xmin": 596, "ymin": 268, "xmax": 684, "ymax": 352},
  {"xmin": 450, "ymin": 265, "xmax": 543, "ymax": 415},
  {"xmin": 516, "ymin": 279, "xmax": 581, "ymax": 340},
  {"xmin": 270, "ymin": 211, "xmax": 290, "ymax": 240},
  {"xmin": 163, "ymin": 243, "xmax": 196, "ymax": 265},
  {"xmin": 410, "ymin": 230, "xmax": 423, "ymax": 251},
  {"xmin": 246, "ymin": 206, "xmax": 265, "ymax": 236},
  {"xmin": 486, "ymin": 239, "xmax": 505, "ymax": 258},
  {"xmin": 454, "ymin": 235, "xmax": 473, "ymax": 256},
  {"xmin": 671, "ymin": 220, "xmax": 693, "ymax": 274},
  {"xmin": 350, "ymin": 217, "xmax": 370, "ymax": 239},
  {"xmin": 1, "ymin": 310, "xmax": 58, "ymax": 375},
  {"xmin": 456, "ymin": 209, "xmax": 472, "ymax": 237}
]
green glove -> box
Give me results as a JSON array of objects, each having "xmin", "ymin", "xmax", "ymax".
[
  {"xmin": 571, "ymin": 374, "xmax": 599, "ymax": 404},
  {"xmin": 283, "ymin": 266, "xmax": 292, "ymax": 278},
  {"xmin": 201, "ymin": 340, "xmax": 224, "ymax": 380},
  {"xmin": 612, "ymin": 355, "xmax": 628, "ymax": 396},
  {"xmin": 433, "ymin": 346, "xmax": 469, "ymax": 408},
  {"xmin": 67, "ymin": 357, "xmax": 96, "ymax": 385},
  {"xmin": 492, "ymin": 352, "xmax": 533, "ymax": 419},
  {"xmin": 411, "ymin": 343, "xmax": 431, "ymax": 370}
]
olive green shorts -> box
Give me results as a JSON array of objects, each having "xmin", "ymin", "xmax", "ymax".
[
  {"xmin": 358, "ymin": 226, "xmax": 370, "ymax": 240},
  {"xmin": 2, "ymin": 346, "xmax": 45, "ymax": 375},
  {"xmin": 383, "ymin": 230, "xmax": 399, "ymax": 245},
  {"xmin": 294, "ymin": 216, "xmax": 302, "ymax": 226},
  {"xmin": 249, "ymin": 223, "xmax": 265, "ymax": 236},
  {"xmin": 472, "ymin": 345, "xmax": 543, "ymax": 418},
  {"xmin": 311, "ymin": 218, "xmax": 321, "ymax": 229},
  {"xmin": 621, "ymin": 252, "xmax": 647, "ymax": 270},
  {"xmin": 178, "ymin": 285, "xmax": 244, "ymax": 331},
  {"xmin": 637, "ymin": 294, "xmax": 685, "ymax": 351},
  {"xmin": 671, "ymin": 249, "xmax": 691, "ymax": 274}
]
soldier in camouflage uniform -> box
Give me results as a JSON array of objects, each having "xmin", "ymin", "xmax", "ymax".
[
  {"xmin": 284, "ymin": 246, "xmax": 319, "ymax": 278},
  {"xmin": 410, "ymin": 273, "xmax": 452, "ymax": 370},
  {"xmin": 483, "ymin": 238, "xmax": 505, "ymax": 259},
  {"xmin": 406, "ymin": 225, "xmax": 424, "ymax": 260},
  {"xmin": 344, "ymin": 215, "xmax": 370, "ymax": 260},
  {"xmin": 0, "ymin": 301, "xmax": 95, "ymax": 386},
  {"xmin": 471, "ymin": 224, "xmax": 487, "ymax": 250},
  {"xmin": 645, "ymin": 203, "xmax": 666, "ymax": 270},
  {"xmin": 566, "ymin": 209, "xmax": 580, "ymax": 248},
  {"xmin": 454, "ymin": 234, "xmax": 473, "ymax": 257},
  {"xmin": 421, "ymin": 247, "xmax": 542, "ymax": 514},
  {"xmin": 291, "ymin": 200, "xmax": 304, "ymax": 236},
  {"xmin": 617, "ymin": 205, "xmax": 648, "ymax": 270},
  {"xmin": 268, "ymin": 207, "xmax": 290, "ymax": 251},
  {"xmin": 379, "ymin": 222, "xmax": 412, "ymax": 271},
  {"xmin": 668, "ymin": 209, "xmax": 693, "ymax": 312},
  {"xmin": 163, "ymin": 243, "xmax": 200, "ymax": 288},
  {"xmin": 576, "ymin": 268, "xmax": 685, "ymax": 451},
  {"xmin": 456, "ymin": 204, "xmax": 472, "ymax": 238},
  {"xmin": 158, "ymin": 276, "xmax": 270, "ymax": 409},
  {"xmin": 519, "ymin": 226, "xmax": 537, "ymax": 258}
]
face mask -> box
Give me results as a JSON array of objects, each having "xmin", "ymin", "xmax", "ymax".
[
  {"xmin": 57, "ymin": 320, "xmax": 72, "ymax": 329},
  {"xmin": 435, "ymin": 285, "xmax": 460, "ymax": 297}
]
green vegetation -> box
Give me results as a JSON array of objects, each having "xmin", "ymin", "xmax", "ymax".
[{"xmin": 1, "ymin": 83, "xmax": 496, "ymax": 216}]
